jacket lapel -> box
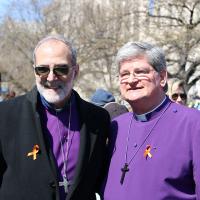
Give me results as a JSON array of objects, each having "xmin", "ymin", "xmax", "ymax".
[
  {"xmin": 67, "ymin": 91, "xmax": 99, "ymax": 198},
  {"xmin": 27, "ymin": 88, "xmax": 99, "ymax": 199},
  {"xmin": 26, "ymin": 87, "xmax": 60, "ymax": 199}
]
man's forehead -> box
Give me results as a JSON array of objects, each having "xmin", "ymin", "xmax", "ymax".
[
  {"xmin": 120, "ymin": 57, "xmax": 152, "ymax": 68},
  {"xmin": 36, "ymin": 39, "xmax": 69, "ymax": 51},
  {"xmin": 34, "ymin": 39, "xmax": 72, "ymax": 65},
  {"xmin": 120, "ymin": 55, "xmax": 149, "ymax": 64}
]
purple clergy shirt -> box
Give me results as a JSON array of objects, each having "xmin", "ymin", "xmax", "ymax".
[
  {"xmin": 102, "ymin": 97, "xmax": 200, "ymax": 200},
  {"xmin": 39, "ymin": 94, "xmax": 80, "ymax": 200}
]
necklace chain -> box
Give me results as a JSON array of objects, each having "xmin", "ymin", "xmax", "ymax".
[
  {"xmin": 125, "ymin": 101, "xmax": 171, "ymax": 166},
  {"xmin": 120, "ymin": 101, "xmax": 171, "ymax": 184},
  {"xmin": 56, "ymin": 101, "xmax": 72, "ymax": 193}
]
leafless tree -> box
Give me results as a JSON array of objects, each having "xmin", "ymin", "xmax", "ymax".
[
  {"xmin": 0, "ymin": 0, "xmax": 199, "ymax": 101},
  {"xmin": 146, "ymin": 0, "xmax": 200, "ymax": 95}
]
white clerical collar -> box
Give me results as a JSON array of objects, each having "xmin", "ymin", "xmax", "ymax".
[{"xmin": 135, "ymin": 96, "xmax": 167, "ymax": 122}]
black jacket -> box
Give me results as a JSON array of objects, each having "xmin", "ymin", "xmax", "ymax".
[{"xmin": 0, "ymin": 87, "xmax": 110, "ymax": 200}]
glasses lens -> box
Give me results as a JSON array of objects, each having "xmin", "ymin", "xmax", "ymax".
[
  {"xmin": 35, "ymin": 66, "xmax": 49, "ymax": 76},
  {"xmin": 54, "ymin": 64, "xmax": 70, "ymax": 76},
  {"xmin": 171, "ymin": 93, "xmax": 186, "ymax": 101},
  {"xmin": 171, "ymin": 93, "xmax": 178, "ymax": 101},
  {"xmin": 180, "ymin": 94, "xmax": 187, "ymax": 100},
  {"xmin": 34, "ymin": 64, "xmax": 71, "ymax": 76}
]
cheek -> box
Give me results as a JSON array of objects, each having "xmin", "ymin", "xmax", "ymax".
[
  {"xmin": 63, "ymin": 75, "xmax": 73, "ymax": 84},
  {"xmin": 120, "ymin": 85, "xmax": 130, "ymax": 98},
  {"xmin": 35, "ymin": 75, "xmax": 42, "ymax": 84},
  {"xmin": 36, "ymin": 76, "xmax": 47, "ymax": 85},
  {"xmin": 153, "ymin": 75, "xmax": 164, "ymax": 87},
  {"xmin": 61, "ymin": 75, "xmax": 75, "ymax": 89},
  {"xmin": 62, "ymin": 71, "xmax": 75, "ymax": 82},
  {"xmin": 146, "ymin": 78, "xmax": 159, "ymax": 89},
  {"xmin": 119, "ymin": 84, "xmax": 126, "ymax": 93}
]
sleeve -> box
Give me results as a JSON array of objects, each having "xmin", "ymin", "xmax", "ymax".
[
  {"xmin": 0, "ymin": 144, "xmax": 6, "ymax": 187},
  {"xmin": 192, "ymin": 119, "xmax": 200, "ymax": 199},
  {"xmin": 94, "ymin": 111, "xmax": 111, "ymax": 197}
]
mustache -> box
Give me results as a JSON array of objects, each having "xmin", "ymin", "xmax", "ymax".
[{"xmin": 42, "ymin": 81, "xmax": 64, "ymax": 89}]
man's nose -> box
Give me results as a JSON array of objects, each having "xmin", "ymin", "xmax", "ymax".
[
  {"xmin": 176, "ymin": 96, "xmax": 184, "ymax": 103},
  {"xmin": 47, "ymin": 69, "xmax": 57, "ymax": 81},
  {"xmin": 127, "ymin": 73, "xmax": 139, "ymax": 83}
]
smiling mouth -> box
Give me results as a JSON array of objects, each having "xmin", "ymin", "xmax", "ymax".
[
  {"xmin": 128, "ymin": 87, "xmax": 143, "ymax": 91},
  {"xmin": 44, "ymin": 85, "xmax": 61, "ymax": 90},
  {"xmin": 43, "ymin": 82, "xmax": 62, "ymax": 89}
]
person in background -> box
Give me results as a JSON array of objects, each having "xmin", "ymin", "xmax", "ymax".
[
  {"xmin": 90, "ymin": 88, "xmax": 115, "ymax": 107},
  {"xmin": 167, "ymin": 78, "xmax": 187, "ymax": 105},
  {"xmin": 191, "ymin": 98, "xmax": 200, "ymax": 110},
  {"xmin": 103, "ymin": 102, "xmax": 129, "ymax": 119},
  {"xmin": 101, "ymin": 42, "xmax": 200, "ymax": 200},
  {"xmin": 0, "ymin": 35, "xmax": 110, "ymax": 200},
  {"xmin": 90, "ymin": 88, "xmax": 128, "ymax": 119}
]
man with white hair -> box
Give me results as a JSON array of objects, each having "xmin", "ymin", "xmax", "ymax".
[{"xmin": 0, "ymin": 35, "xmax": 110, "ymax": 200}]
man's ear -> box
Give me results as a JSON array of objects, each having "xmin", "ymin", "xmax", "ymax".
[
  {"xmin": 32, "ymin": 64, "xmax": 36, "ymax": 75},
  {"xmin": 160, "ymin": 69, "xmax": 167, "ymax": 88}
]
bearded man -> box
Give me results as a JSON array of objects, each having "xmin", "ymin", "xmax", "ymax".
[{"xmin": 0, "ymin": 35, "xmax": 110, "ymax": 200}]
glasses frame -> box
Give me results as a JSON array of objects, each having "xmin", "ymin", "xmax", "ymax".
[
  {"xmin": 118, "ymin": 69, "xmax": 157, "ymax": 83},
  {"xmin": 34, "ymin": 64, "xmax": 72, "ymax": 77},
  {"xmin": 171, "ymin": 93, "xmax": 187, "ymax": 101}
]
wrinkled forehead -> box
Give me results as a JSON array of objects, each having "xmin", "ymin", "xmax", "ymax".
[{"xmin": 119, "ymin": 55, "xmax": 153, "ymax": 70}]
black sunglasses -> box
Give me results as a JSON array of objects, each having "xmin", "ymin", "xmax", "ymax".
[
  {"xmin": 171, "ymin": 93, "xmax": 187, "ymax": 101},
  {"xmin": 34, "ymin": 64, "xmax": 72, "ymax": 77}
]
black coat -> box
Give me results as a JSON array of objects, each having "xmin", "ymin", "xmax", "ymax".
[{"xmin": 0, "ymin": 87, "xmax": 110, "ymax": 200}]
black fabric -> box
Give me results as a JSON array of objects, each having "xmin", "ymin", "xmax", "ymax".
[{"xmin": 0, "ymin": 87, "xmax": 110, "ymax": 200}]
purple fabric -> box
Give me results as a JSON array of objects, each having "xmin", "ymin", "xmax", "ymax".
[
  {"xmin": 102, "ymin": 99, "xmax": 200, "ymax": 200},
  {"xmin": 39, "ymin": 96, "xmax": 80, "ymax": 200}
]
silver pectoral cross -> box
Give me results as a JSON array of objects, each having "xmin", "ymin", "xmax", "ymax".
[{"xmin": 59, "ymin": 176, "xmax": 70, "ymax": 194}]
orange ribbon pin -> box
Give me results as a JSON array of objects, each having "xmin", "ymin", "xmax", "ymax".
[
  {"xmin": 144, "ymin": 145, "xmax": 152, "ymax": 159},
  {"xmin": 27, "ymin": 145, "xmax": 39, "ymax": 160}
]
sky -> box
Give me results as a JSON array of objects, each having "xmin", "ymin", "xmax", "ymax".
[
  {"xmin": 0, "ymin": 0, "xmax": 10, "ymax": 18},
  {"xmin": 0, "ymin": 0, "xmax": 52, "ymax": 21}
]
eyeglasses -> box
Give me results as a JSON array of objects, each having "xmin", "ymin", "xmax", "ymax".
[
  {"xmin": 171, "ymin": 93, "xmax": 187, "ymax": 101},
  {"xmin": 34, "ymin": 64, "xmax": 72, "ymax": 77},
  {"xmin": 119, "ymin": 69, "xmax": 156, "ymax": 82}
]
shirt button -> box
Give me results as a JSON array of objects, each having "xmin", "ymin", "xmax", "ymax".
[
  {"xmin": 173, "ymin": 109, "xmax": 177, "ymax": 113},
  {"xmin": 134, "ymin": 143, "xmax": 137, "ymax": 147}
]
